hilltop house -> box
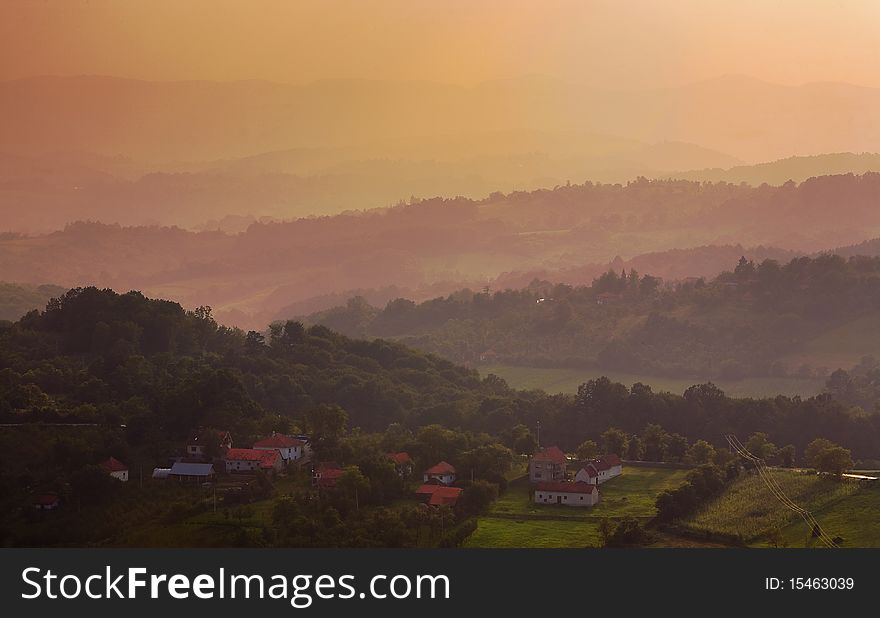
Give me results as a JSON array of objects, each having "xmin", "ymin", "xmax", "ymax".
[
  {"xmin": 423, "ymin": 461, "xmax": 456, "ymax": 485},
  {"xmin": 534, "ymin": 481, "xmax": 599, "ymax": 507},
  {"xmin": 225, "ymin": 448, "xmax": 283, "ymax": 474},
  {"xmin": 386, "ymin": 452, "xmax": 414, "ymax": 477},
  {"xmin": 100, "ymin": 457, "xmax": 129, "ymax": 482},
  {"xmin": 416, "ymin": 484, "xmax": 463, "ymax": 508},
  {"xmin": 253, "ymin": 433, "xmax": 305, "ymax": 465},
  {"xmin": 186, "ymin": 429, "xmax": 233, "ymax": 461},
  {"xmin": 168, "ymin": 462, "xmax": 215, "ymax": 483},
  {"xmin": 529, "ymin": 446, "xmax": 567, "ymax": 483}
]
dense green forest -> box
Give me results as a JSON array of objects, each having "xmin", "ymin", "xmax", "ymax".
[
  {"xmin": 304, "ymin": 254, "xmax": 880, "ymax": 380},
  {"xmin": 1, "ymin": 287, "xmax": 878, "ymax": 546}
]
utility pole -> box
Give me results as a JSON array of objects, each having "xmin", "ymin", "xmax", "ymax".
[{"xmin": 536, "ymin": 420, "xmax": 541, "ymax": 448}]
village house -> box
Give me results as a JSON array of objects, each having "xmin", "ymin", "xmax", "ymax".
[
  {"xmin": 225, "ymin": 448, "xmax": 283, "ymax": 474},
  {"xmin": 386, "ymin": 452, "xmax": 414, "ymax": 477},
  {"xmin": 416, "ymin": 484, "xmax": 463, "ymax": 508},
  {"xmin": 253, "ymin": 433, "xmax": 305, "ymax": 465},
  {"xmin": 168, "ymin": 462, "xmax": 215, "ymax": 483},
  {"xmin": 574, "ymin": 463, "xmax": 599, "ymax": 485},
  {"xmin": 529, "ymin": 446, "xmax": 568, "ymax": 483},
  {"xmin": 423, "ymin": 461, "xmax": 456, "ymax": 485},
  {"xmin": 313, "ymin": 462, "xmax": 343, "ymax": 489},
  {"xmin": 185, "ymin": 429, "xmax": 233, "ymax": 461},
  {"xmin": 100, "ymin": 456, "xmax": 129, "ymax": 482},
  {"xmin": 32, "ymin": 493, "xmax": 60, "ymax": 510},
  {"xmin": 591, "ymin": 455, "xmax": 622, "ymax": 483},
  {"xmin": 573, "ymin": 454, "xmax": 622, "ymax": 484},
  {"xmin": 534, "ymin": 481, "xmax": 599, "ymax": 507}
]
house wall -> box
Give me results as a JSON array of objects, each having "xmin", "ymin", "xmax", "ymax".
[
  {"xmin": 533, "ymin": 490, "xmax": 598, "ymax": 507},
  {"xmin": 226, "ymin": 460, "xmax": 260, "ymax": 473},
  {"xmin": 574, "ymin": 469, "xmax": 597, "ymax": 484},
  {"xmin": 110, "ymin": 470, "xmax": 129, "ymax": 482},
  {"xmin": 529, "ymin": 461, "xmax": 564, "ymax": 482},
  {"xmin": 424, "ymin": 472, "xmax": 455, "ymax": 484}
]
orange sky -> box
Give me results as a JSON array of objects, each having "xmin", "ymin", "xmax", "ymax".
[{"xmin": 2, "ymin": 0, "xmax": 879, "ymax": 88}]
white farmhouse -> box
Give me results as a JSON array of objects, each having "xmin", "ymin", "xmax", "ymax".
[{"xmin": 534, "ymin": 481, "xmax": 599, "ymax": 507}]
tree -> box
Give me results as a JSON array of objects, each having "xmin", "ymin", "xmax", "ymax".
[
  {"xmin": 575, "ymin": 439, "xmax": 599, "ymax": 461},
  {"xmin": 686, "ymin": 440, "xmax": 716, "ymax": 465},
  {"xmin": 776, "ymin": 444, "xmax": 796, "ymax": 468},
  {"xmin": 626, "ymin": 435, "xmax": 643, "ymax": 460},
  {"xmin": 804, "ymin": 438, "xmax": 836, "ymax": 469},
  {"xmin": 460, "ymin": 443, "xmax": 513, "ymax": 480},
  {"xmin": 457, "ymin": 480, "xmax": 499, "ymax": 516},
  {"xmin": 745, "ymin": 432, "xmax": 776, "ymax": 461},
  {"xmin": 603, "ymin": 517, "xmax": 652, "ymax": 547},
  {"xmin": 506, "ymin": 424, "xmax": 538, "ymax": 456},
  {"xmin": 814, "ymin": 446, "xmax": 853, "ymax": 477},
  {"xmin": 601, "ymin": 427, "xmax": 628, "ymax": 458},
  {"xmin": 666, "ymin": 433, "xmax": 689, "ymax": 462},
  {"xmin": 642, "ymin": 424, "xmax": 668, "ymax": 462},
  {"xmin": 304, "ymin": 404, "xmax": 348, "ymax": 451},
  {"xmin": 337, "ymin": 466, "xmax": 370, "ymax": 510}
]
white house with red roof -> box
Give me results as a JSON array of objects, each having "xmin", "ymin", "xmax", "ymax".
[
  {"xmin": 100, "ymin": 457, "xmax": 129, "ymax": 482},
  {"xmin": 534, "ymin": 481, "xmax": 599, "ymax": 507},
  {"xmin": 574, "ymin": 464, "xmax": 599, "ymax": 485},
  {"xmin": 225, "ymin": 448, "xmax": 282, "ymax": 474},
  {"xmin": 529, "ymin": 446, "xmax": 568, "ymax": 483},
  {"xmin": 423, "ymin": 461, "xmax": 456, "ymax": 485},
  {"xmin": 253, "ymin": 433, "xmax": 304, "ymax": 464}
]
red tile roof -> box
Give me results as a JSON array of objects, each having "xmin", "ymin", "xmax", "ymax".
[
  {"xmin": 535, "ymin": 481, "xmax": 596, "ymax": 494},
  {"xmin": 226, "ymin": 448, "xmax": 280, "ymax": 468},
  {"xmin": 428, "ymin": 486, "xmax": 463, "ymax": 506},
  {"xmin": 578, "ymin": 466, "xmax": 598, "ymax": 478},
  {"xmin": 387, "ymin": 452, "xmax": 413, "ymax": 465},
  {"xmin": 253, "ymin": 434, "xmax": 303, "ymax": 449},
  {"xmin": 533, "ymin": 446, "xmax": 567, "ymax": 464},
  {"xmin": 592, "ymin": 458, "xmax": 612, "ymax": 471},
  {"xmin": 317, "ymin": 466, "xmax": 344, "ymax": 488},
  {"xmin": 100, "ymin": 456, "xmax": 128, "ymax": 472},
  {"xmin": 425, "ymin": 461, "xmax": 456, "ymax": 475},
  {"xmin": 33, "ymin": 493, "xmax": 60, "ymax": 506}
]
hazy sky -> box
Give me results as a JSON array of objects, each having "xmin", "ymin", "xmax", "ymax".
[{"xmin": 2, "ymin": 0, "xmax": 879, "ymax": 88}]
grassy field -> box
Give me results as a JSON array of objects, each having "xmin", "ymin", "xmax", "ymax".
[
  {"xmin": 463, "ymin": 518, "xmax": 602, "ymax": 548},
  {"xmin": 480, "ymin": 364, "xmax": 823, "ymax": 398},
  {"xmin": 771, "ymin": 482, "xmax": 880, "ymax": 548},
  {"xmin": 683, "ymin": 470, "xmax": 861, "ymax": 542},
  {"xmin": 465, "ymin": 465, "xmax": 690, "ymax": 547}
]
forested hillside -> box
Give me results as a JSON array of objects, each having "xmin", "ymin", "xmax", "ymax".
[{"xmin": 304, "ymin": 254, "xmax": 880, "ymax": 380}]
